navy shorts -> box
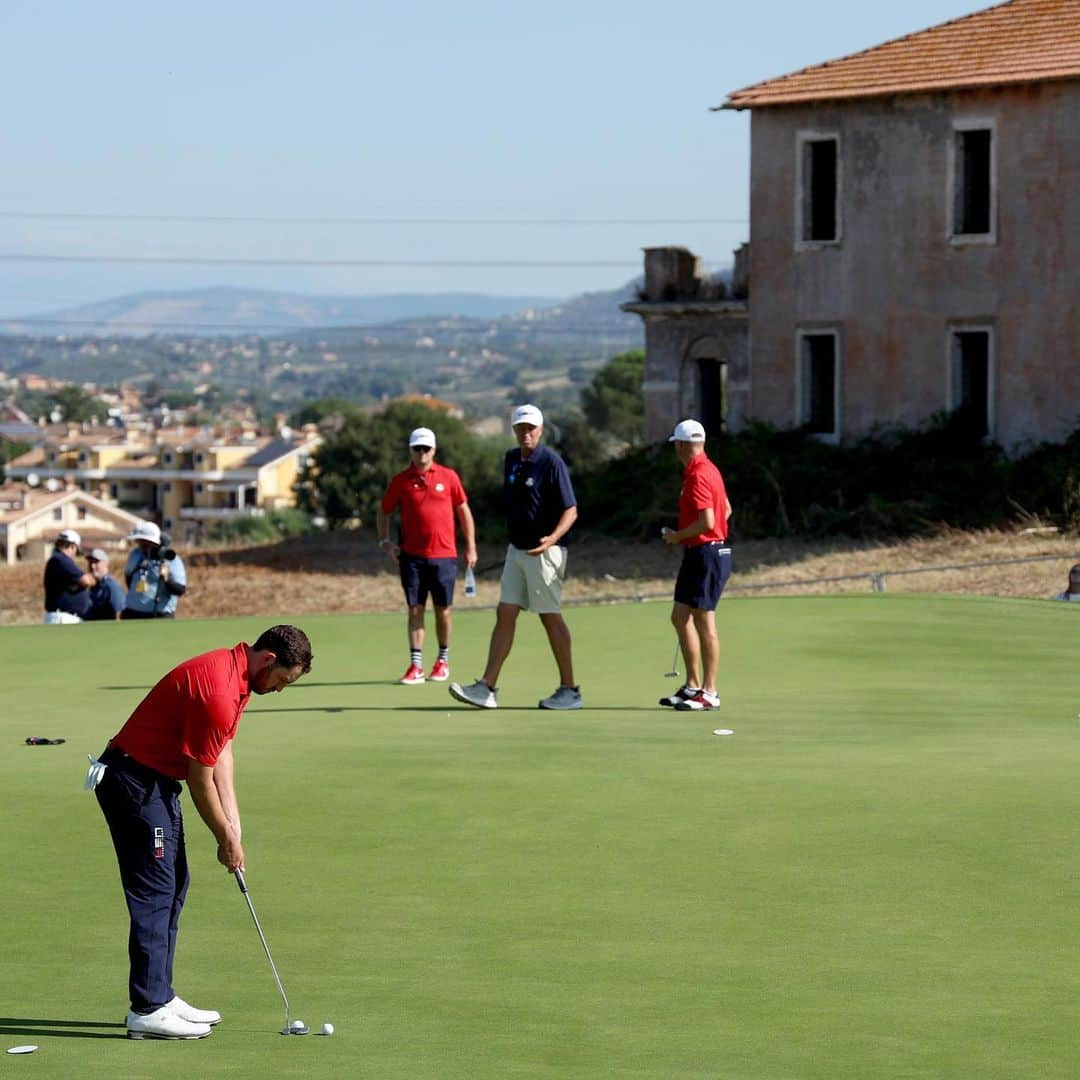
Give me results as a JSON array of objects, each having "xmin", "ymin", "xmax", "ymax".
[
  {"xmin": 674, "ymin": 543, "xmax": 732, "ymax": 611},
  {"xmin": 399, "ymin": 553, "xmax": 457, "ymax": 607}
]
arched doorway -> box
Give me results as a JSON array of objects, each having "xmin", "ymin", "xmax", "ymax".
[{"xmin": 686, "ymin": 338, "xmax": 728, "ymax": 435}]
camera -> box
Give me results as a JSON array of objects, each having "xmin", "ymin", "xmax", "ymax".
[{"xmin": 157, "ymin": 532, "xmax": 177, "ymax": 562}]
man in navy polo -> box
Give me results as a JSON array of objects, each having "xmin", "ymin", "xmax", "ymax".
[
  {"xmin": 42, "ymin": 528, "xmax": 95, "ymax": 624},
  {"xmin": 659, "ymin": 419, "xmax": 732, "ymax": 712},
  {"xmin": 450, "ymin": 403, "xmax": 583, "ymax": 710}
]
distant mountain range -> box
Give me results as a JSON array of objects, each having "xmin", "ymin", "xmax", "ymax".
[{"xmin": 0, "ymin": 286, "xmax": 565, "ymax": 337}]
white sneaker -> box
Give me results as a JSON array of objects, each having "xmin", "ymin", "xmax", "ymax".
[
  {"xmin": 167, "ymin": 995, "xmax": 221, "ymax": 1025},
  {"xmin": 449, "ymin": 679, "xmax": 498, "ymax": 709},
  {"xmin": 125, "ymin": 1006, "xmax": 212, "ymax": 1040}
]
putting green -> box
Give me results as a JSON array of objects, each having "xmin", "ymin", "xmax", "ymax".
[{"xmin": 1, "ymin": 595, "xmax": 1078, "ymax": 1078}]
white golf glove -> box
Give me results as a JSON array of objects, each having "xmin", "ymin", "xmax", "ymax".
[{"xmin": 84, "ymin": 754, "xmax": 107, "ymax": 791}]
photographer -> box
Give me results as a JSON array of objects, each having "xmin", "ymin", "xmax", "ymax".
[{"xmin": 121, "ymin": 521, "xmax": 187, "ymax": 620}]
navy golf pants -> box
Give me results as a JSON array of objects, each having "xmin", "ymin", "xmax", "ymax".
[{"xmin": 95, "ymin": 749, "xmax": 189, "ymax": 1013}]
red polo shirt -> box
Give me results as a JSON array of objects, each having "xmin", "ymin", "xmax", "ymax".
[
  {"xmin": 678, "ymin": 453, "xmax": 730, "ymax": 546},
  {"xmin": 381, "ymin": 462, "xmax": 467, "ymax": 559},
  {"xmin": 111, "ymin": 642, "xmax": 252, "ymax": 779}
]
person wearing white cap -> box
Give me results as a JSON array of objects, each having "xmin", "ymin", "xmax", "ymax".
[
  {"xmin": 42, "ymin": 529, "xmax": 96, "ymax": 624},
  {"xmin": 122, "ymin": 520, "xmax": 188, "ymax": 619},
  {"xmin": 658, "ymin": 419, "xmax": 733, "ymax": 712},
  {"xmin": 449, "ymin": 403, "xmax": 583, "ymax": 711},
  {"xmin": 377, "ymin": 426, "xmax": 478, "ymax": 684}
]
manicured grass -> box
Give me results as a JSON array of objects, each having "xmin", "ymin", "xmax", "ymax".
[{"xmin": 2, "ymin": 595, "xmax": 1078, "ymax": 1078}]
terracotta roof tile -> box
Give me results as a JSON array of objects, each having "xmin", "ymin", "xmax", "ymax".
[{"xmin": 722, "ymin": 0, "xmax": 1080, "ymax": 109}]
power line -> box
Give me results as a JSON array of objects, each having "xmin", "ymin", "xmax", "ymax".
[
  {"xmin": 0, "ymin": 210, "xmax": 748, "ymax": 226},
  {"xmin": 0, "ymin": 253, "xmax": 673, "ymax": 269}
]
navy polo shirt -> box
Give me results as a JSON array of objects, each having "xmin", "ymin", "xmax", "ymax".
[
  {"xmin": 43, "ymin": 551, "xmax": 92, "ymax": 616},
  {"xmin": 503, "ymin": 444, "xmax": 577, "ymax": 550}
]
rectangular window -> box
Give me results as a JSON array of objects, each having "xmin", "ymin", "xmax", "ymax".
[
  {"xmin": 799, "ymin": 136, "xmax": 839, "ymax": 244},
  {"xmin": 950, "ymin": 329, "xmax": 993, "ymax": 436},
  {"xmin": 951, "ymin": 125, "xmax": 994, "ymax": 238},
  {"xmin": 77, "ymin": 505, "xmax": 87, "ymax": 518},
  {"xmin": 797, "ymin": 331, "xmax": 840, "ymax": 438},
  {"xmin": 53, "ymin": 507, "xmax": 63, "ymax": 521}
]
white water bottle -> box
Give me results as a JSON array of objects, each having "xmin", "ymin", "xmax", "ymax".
[{"xmin": 464, "ymin": 566, "xmax": 477, "ymax": 597}]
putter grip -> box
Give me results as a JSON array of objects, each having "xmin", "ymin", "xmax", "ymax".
[{"xmin": 234, "ymin": 868, "xmax": 248, "ymax": 894}]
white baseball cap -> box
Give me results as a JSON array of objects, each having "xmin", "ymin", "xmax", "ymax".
[
  {"xmin": 408, "ymin": 427, "xmax": 437, "ymax": 449},
  {"xmin": 669, "ymin": 419, "xmax": 706, "ymax": 443},
  {"xmin": 56, "ymin": 528, "xmax": 82, "ymax": 550},
  {"xmin": 511, "ymin": 404, "xmax": 544, "ymax": 428},
  {"xmin": 127, "ymin": 521, "xmax": 162, "ymax": 545}
]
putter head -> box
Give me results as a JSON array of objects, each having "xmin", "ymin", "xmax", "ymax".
[
  {"xmin": 282, "ymin": 1023, "xmax": 310, "ymax": 1036},
  {"xmin": 665, "ymin": 669, "xmax": 679, "ymax": 678}
]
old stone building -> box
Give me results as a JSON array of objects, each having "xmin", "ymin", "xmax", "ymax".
[{"xmin": 629, "ymin": 0, "xmax": 1080, "ymax": 448}]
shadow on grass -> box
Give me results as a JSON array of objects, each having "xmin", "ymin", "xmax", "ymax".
[
  {"xmin": 0, "ymin": 1017, "xmax": 126, "ymax": 1040},
  {"xmin": 247, "ymin": 705, "xmax": 661, "ymax": 714}
]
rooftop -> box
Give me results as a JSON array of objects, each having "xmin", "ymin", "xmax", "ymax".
[{"xmin": 722, "ymin": 0, "xmax": 1080, "ymax": 109}]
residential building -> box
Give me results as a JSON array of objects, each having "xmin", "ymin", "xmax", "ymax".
[
  {"xmin": 628, "ymin": 0, "xmax": 1080, "ymax": 448},
  {"xmin": 4, "ymin": 427, "xmax": 321, "ymax": 552}
]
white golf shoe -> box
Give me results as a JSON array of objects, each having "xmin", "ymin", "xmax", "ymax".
[
  {"xmin": 449, "ymin": 679, "xmax": 498, "ymax": 709},
  {"xmin": 167, "ymin": 995, "xmax": 222, "ymax": 1025},
  {"xmin": 125, "ymin": 1005, "xmax": 212, "ymax": 1040}
]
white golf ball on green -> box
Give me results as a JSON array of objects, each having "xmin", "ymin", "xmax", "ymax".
[{"xmin": 321, "ymin": 1022, "xmax": 334, "ymax": 1036}]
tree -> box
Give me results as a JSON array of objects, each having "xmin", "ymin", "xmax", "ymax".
[
  {"xmin": 296, "ymin": 401, "xmax": 504, "ymax": 530},
  {"xmin": 580, "ymin": 350, "xmax": 645, "ymax": 446}
]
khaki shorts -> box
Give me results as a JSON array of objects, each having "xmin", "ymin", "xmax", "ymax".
[{"xmin": 499, "ymin": 544, "xmax": 567, "ymax": 613}]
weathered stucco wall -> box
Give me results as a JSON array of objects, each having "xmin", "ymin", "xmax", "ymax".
[{"xmin": 748, "ymin": 80, "xmax": 1080, "ymax": 448}]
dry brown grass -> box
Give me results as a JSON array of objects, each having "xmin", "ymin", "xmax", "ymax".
[{"xmin": 4, "ymin": 527, "xmax": 1079, "ymax": 626}]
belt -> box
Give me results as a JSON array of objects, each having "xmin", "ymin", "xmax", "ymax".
[{"xmin": 100, "ymin": 746, "xmax": 179, "ymax": 788}]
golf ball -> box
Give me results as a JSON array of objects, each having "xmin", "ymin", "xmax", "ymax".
[
  {"xmin": 291, "ymin": 1019, "xmax": 306, "ymax": 1030},
  {"xmin": 321, "ymin": 1022, "xmax": 334, "ymax": 1036}
]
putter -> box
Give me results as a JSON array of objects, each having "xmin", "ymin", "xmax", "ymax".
[
  {"xmin": 665, "ymin": 641, "xmax": 680, "ymax": 678},
  {"xmin": 234, "ymin": 869, "xmax": 308, "ymax": 1035}
]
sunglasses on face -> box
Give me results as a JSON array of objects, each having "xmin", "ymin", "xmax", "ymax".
[{"xmin": 411, "ymin": 446, "xmax": 433, "ymax": 454}]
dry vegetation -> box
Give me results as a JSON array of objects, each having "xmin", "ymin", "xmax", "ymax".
[{"xmin": 3, "ymin": 527, "xmax": 1079, "ymax": 627}]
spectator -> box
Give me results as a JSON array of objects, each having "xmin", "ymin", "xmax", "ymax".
[
  {"xmin": 43, "ymin": 529, "xmax": 95, "ymax": 624},
  {"xmin": 122, "ymin": 521, "xmax": 187, "ymax": 619},
  {"xmin": 1052, "ymin": 564, "xmax": 1080, "ymax": 602},
  {"xmin": 376, "ymin": 426, "xmax": 478, "ymax": 685},
  {"xmin": 659, "ymin": 419, "xmax": 733, "ymax": 712},
  {"xmin": 449, "ymin": 403, "xmax": 582, "ymax": 710},
  {"xmin": 86, "ymin": 548, "xmax": 126, "ymax": 621}
]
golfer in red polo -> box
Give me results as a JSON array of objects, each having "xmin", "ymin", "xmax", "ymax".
[
  {"xmin": 377, "ymin": 426, "xmax": 478, "ymax": 685},
  {"xmin": 88, "ymin": 625, "xmax": 313, "ymax": 1039},
  {"xmin": 660, "ymin": 420, "xmax": 732, "ymax": 711}
]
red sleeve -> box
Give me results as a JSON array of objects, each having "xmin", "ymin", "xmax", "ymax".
[
  {"xmin": 181, "ymin": 695, "xmax": 238, "ymax": 767},
  {"xmin": 687, "ymin": 472, "xmax": 715, "ymax": 511},
  {"xmin": 380, "ymin": 473, "xmax": 402, "ymax": 514},
  {"xmin": 450, "ymin": 470, "xmax": 467, "ymax": 507}
]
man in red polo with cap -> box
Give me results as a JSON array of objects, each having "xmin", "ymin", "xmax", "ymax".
[
  {"xmin": 88, "ymin": 624, "xmax": 313, "ymax": 1040},
  {"xmin": 377, "ymin": 425, "xmax": 477, "ymax": 685},
  {"xmin": 660, "ymin": 419, "xmax": 732, "ymax": 712}
]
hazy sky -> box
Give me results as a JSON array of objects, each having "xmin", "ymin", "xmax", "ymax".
[{"xmin": 0, "ymin": 0, "xmax": 985, "ymax": 316}]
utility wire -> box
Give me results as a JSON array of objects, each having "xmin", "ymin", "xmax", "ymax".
[
  {"xmin": 0, "ymin": 253, "xmax": 674, "ymax": 268},
  {"xmin": 0, "ymin": 210, "xmax": 748, "ymax": 226}
]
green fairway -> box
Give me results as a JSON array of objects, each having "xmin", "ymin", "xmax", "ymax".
[{"xmin": 2, "ymin": 595, "xmax": 1078, "ymax": 1079}]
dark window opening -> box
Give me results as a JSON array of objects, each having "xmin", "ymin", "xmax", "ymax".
[
  {"xmin": 953, "ymin": 331, "xmax": 990, "ymax": 436},
  {"xmin": 954, "ymin": 129, "xmax": 991, "ymax": 235},
  {"xmin": 802, "ymin": 335, "xmax": 836, "ymax": 435},
  {"xmin": 698, "ymin": 358, "xmax": 728, "ymax": 435},
  {"xmin": 803, "ymin": 139, "xmax": 838, "ymax": 242}
]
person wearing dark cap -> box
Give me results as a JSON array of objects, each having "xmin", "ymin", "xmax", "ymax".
[
  {"xmin": 86, "ymin": 548, "xmax": 127, "ymax": 621},
  {"xmin": 659, "ymin": 419, "xmax": 732, "ymax": 712},
  {"xmin": 43, "ymin": 529, "xmax": 95, "ymax": 624}
]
